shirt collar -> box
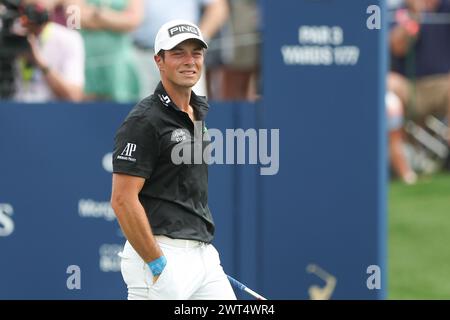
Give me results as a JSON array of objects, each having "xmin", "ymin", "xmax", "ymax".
[{"xmin": 154, "ymin": 81, "xmax": 209, "ymax": 120}]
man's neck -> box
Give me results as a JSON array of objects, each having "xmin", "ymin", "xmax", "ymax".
[{"xmin": 161, "ymin": 80, "xmax": 192, "ymax": 112}]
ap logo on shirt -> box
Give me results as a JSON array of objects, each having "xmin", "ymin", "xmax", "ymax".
[
  {"xmin": 117, "ymin": 143, "xmax": 137, "ymax": 162},
  {"xmin": 121, "ymin": 143, "xmax": 136, "ymax": 157}
]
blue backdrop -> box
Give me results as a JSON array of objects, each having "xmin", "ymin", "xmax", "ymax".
[{"xmin": 259, "ymin": 0, "xmax": 387, "ymax": 299}]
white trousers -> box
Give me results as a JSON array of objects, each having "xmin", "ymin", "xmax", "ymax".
[{"xmin": 119, "ymin": 236, "xmax": 237, "ymax": 300}]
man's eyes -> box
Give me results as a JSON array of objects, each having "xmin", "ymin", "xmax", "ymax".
[{"xmin": 170, "ymin": 50, "xmax": 203, "ymax": 57}]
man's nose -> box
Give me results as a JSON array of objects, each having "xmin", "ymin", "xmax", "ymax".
[{"xmin": 183, "ymin": 53, "xmax": 195, "ymax": 65}]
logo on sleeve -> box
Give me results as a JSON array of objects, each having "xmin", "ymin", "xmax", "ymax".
[{"xmin": 117, "ymin": 143, "xmax": 137, "ymax": 162}]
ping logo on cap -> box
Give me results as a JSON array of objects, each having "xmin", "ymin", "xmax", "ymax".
[{"xmin": 168, "ymin": 24, "xmax": 199, "ymax": 37}]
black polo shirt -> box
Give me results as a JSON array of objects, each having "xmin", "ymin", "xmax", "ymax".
[{"xmin": 112, "ymin": 82, "xmax": 214, "ymax": 243}]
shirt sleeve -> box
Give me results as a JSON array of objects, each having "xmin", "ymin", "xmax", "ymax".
[{"xmin": 113, "ymin": 115, "xmax": 160, "ymax": 179}]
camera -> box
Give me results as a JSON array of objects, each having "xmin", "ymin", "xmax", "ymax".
[{"xmin": 0, "ymin": 0, "xmax": 49, "ymax": 98}]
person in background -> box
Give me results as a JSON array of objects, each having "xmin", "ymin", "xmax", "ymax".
[
  {"xmin": 68, "ymin": 0, "xmax": 143, "ymax": 102},
  {"xmin": 206, "ymin": 0, "xmax": 261, "ymax": 101},
  {"xmin": 389, "ymin": 0, "xmax": 450, "ymax": 147},
  {"xmin": 13, "ymin": 0, "xmax": 85, "ymax": 102}
]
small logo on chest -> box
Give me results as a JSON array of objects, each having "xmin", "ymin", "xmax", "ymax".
[{"xmin": 171, "ymin": 129, "xmax": 189, "ymax": 143}]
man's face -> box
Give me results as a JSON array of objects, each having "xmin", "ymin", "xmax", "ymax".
[{"xmin": 156, "ymin": 39, "xmax": 204, "ymax": 89}]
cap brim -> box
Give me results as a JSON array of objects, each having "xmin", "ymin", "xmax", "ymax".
[{"xmin": 159, "ymin": 34, "xmax": 208, "ymax": 52}]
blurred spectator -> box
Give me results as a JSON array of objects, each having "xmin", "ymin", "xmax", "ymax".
[
  {"xmin": 387, "ymin": 90, "xmax": 417, "ymax": 184},
  {"xmin": 132, "ymin": 0, "xmax": 229, "ymax": 98},
  {"xmin": 12, "ymin": 0, "xmax": 85, "ymax": 102},
  {"xmin": 389, "ymin": 0, "xmax": 450, "ymax": 146},
  {"xmin": 22, "ymin": 0, "xmax": 66, "ymax": 25},
  {"xmin": 206, "ymin": 0, "xmax": 261, "ymax": 101},
  {"xmin": 68, "ymin": 0, "xmax": 143, "ymax": 102}
]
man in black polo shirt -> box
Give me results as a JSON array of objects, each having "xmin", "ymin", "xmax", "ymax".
[{"xmin": 111, "ymin": 19, "xmax": 236, "ymax": 300}]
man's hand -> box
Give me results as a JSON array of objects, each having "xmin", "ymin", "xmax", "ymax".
[{"xmin": 147, "ymin": 255, "xmax": 167, "ymax": 285}]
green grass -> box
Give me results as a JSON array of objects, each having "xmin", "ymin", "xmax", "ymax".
[{"xmin": 388, "ymin": 172, "xmax": 450, "ymax": 299}]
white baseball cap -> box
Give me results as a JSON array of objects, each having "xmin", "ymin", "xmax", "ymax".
[{"xmin": 154, "ymin": 19, "xmax": 208, "ymax": 54}]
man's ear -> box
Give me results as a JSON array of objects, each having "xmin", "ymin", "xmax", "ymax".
[{"xmin": 154, "ymin": 55, "xmax": 164, "ymax": 71}]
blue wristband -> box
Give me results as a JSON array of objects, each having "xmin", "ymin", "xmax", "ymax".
[{"xmin": 147, "ymin": 256, "xmax": 167, "ymax": 277}]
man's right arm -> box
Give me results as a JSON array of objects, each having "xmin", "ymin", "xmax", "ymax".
[{"xmin": 111, "ymin": 173, "xmax": 164, "ymax": 281}]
